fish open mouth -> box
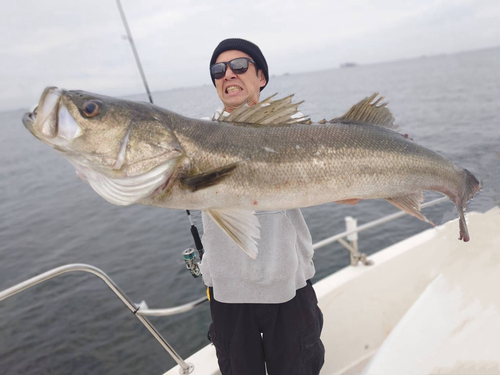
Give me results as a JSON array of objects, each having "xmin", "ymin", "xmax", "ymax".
[
  {"xmin": 23, "ymin": 87, "xmax": 62, "ymax": 138},
  {"xmin": 23, "ymin": 87, "xmax": 82, "ymax": 144}
]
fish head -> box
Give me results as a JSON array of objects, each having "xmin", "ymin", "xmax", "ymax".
[{"xmin": 23, "ymin": 87, "xmax": 185, "ymax": 206}]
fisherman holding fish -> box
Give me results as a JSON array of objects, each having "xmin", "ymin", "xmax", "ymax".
[
  {"xmin": 202, "ymin": 38, "xmax": 326, "ymax": 375},
  {"xmin": 23, "ymin": 36, "xmax": 480, "ymax": 375}
]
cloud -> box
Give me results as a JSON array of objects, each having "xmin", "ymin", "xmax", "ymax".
[{"xmin": 0, "ymin": 0, "xmax": 498, "ymax": 111}]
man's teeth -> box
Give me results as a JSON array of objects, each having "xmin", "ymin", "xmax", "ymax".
[{"xmin": 226, "ymin": 86, "xmax": 242, "ymax": 93}]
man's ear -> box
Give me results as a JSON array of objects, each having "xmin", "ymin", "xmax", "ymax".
[{"xmin": 258, "ymin": 70, "xmax": 267, "ymax": 88}]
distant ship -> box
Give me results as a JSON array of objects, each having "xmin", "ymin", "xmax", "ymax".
[{"xmin": 340, "ymin": 62, "xmax": 357, "ymax": 68}]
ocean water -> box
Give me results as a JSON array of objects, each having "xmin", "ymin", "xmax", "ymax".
[{"xmin": 1, "ymin": 47, "xmax": 499, "ymax": 375}]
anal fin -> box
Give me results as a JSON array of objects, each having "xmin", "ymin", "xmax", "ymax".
[
  {"xmin": 205, "ymin": 208, "xmax": 261, "ymax": 259},
  {"xmin": 386, "ymin": 192, "xmax": 434, "ymax": 225}
]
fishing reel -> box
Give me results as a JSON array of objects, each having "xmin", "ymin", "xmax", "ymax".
[
  {"xmin": 182, "ymin": 210, "xmax": 205, "ymax": 278},
  {"xmin": 182, "ymin": 248, "xmax": 202, "ymax": 278}
]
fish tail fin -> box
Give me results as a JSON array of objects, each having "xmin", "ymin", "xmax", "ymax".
[
  {"xmin": 456, "ymin": 169, "xmax": 480, "ymax": 242},
  {"xmin": 458, "ymin": 209, "xmax": 469, "ymax": 242},
  {"xmin": 462, "ymin": 169, "xmax": 480, "ymax": 204}
]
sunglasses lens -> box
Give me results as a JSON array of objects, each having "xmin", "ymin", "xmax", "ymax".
[
  {"xmin": 211, "ymin": 63, "xmax": 226, "ymax": 79},
  {"xmin": 211, "ymin": 58, "xmax": 253, "ymax": 80},
  {"xmin": 230, "ymin": 58, "xmax": 249, "ymax": 74}
]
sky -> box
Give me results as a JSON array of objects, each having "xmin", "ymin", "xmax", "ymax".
[{"xmin": 0, "ymin": 0, "xmax": 499, "ymax": 111}]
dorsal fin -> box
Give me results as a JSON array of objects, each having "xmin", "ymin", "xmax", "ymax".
[
  {"xmin": 218, "ymin": 94, "xmax": 311, "ymax": 126},
  {"xmin": 330, "ymin": 93, "xmax": 398, "ymax": 130}
]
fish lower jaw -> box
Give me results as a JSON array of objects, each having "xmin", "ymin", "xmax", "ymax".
[{"xmin": 22, "ymin": 112, "xmax": 36, "ymax": 132}]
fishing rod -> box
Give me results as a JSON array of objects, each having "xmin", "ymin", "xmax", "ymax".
[
  {"xmin": 116, "ymin": 0, "xmax": 204, "ymax": 277},
  {"xmin": 116, "ymin": 0, "xmax": 153, "ymax": 104}
]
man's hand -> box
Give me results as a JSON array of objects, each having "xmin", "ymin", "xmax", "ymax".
[{"xmin": 335, "ymin": 199, "xmax": 360, "ymax": 206}]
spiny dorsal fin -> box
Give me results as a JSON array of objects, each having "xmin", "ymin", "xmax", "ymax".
[
  {"xmin": 330, "ymin": 93, "xmax": 398, "ymax": 130},
  {"xmin": 218, "ymin": 94, "xmax": 311, "ymax": 126}
]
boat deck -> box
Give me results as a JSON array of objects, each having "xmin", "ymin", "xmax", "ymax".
[{"xmin": 165, "ymin": 207, "xmax": 500, "ymax": 375}]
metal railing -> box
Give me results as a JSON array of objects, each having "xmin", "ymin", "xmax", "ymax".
[
  {"xmin": 315, "ymin": 196, "xmax": 449, "ymax": 265},
  {"xmin": 0, "ymin": 264, "xmax": 198, "ymax": 375},
  {"xmin": 0, "ymin": 196, "xmax": 449, "ymax": 374}
]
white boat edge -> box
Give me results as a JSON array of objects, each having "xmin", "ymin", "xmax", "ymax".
[{"xmin": 165, "ymin": 206, "xmax": 500, "ymax": 375}]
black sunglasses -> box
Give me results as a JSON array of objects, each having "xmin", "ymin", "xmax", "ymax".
[{"xmin": 210, "ymin": 57, "xmax": 256, "ymax": 80}]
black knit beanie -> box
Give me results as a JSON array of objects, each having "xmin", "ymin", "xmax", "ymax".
[{"xmin": 210, "ymin": 38, "xmax": 269, "ymax": 91}]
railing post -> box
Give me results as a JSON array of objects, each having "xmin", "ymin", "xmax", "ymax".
[
  {"xmin": 345, "ymin": 216, "xmax": 358, "ymax": 265},
  {"xmin": 341, "ymin": 216, "xmax": 373, "ymax": 266}
]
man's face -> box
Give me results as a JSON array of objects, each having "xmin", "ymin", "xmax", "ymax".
[{"xmin": 214, "ymin": 50, "xmax": 267, "ymax": 113}]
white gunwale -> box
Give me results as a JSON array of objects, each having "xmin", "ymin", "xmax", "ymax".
[{"xmin": 165, "ymin": 206, "xmax": 500, "ymax": 375}]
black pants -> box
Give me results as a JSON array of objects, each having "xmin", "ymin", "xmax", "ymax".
[{"xmin": 208, "ymin": 280, "xmax": 325, "ymax": 375}]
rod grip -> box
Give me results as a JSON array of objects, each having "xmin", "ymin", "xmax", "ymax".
[{"xmin": 191, "ymin": 225, "xmax": 204, "ymax": 252}]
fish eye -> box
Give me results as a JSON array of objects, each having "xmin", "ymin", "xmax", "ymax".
[{"xmin": 82, "ymin": 100, "xmax": 101, "ymax": 118}]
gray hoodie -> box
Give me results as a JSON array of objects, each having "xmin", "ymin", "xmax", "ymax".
[
  {"xmin": 200, "ymin": 208, "xmax": 315, "ymax": 304},
  {"xmin": 199, "ymin": 108, "xmax": 316, "ymax": 303}
]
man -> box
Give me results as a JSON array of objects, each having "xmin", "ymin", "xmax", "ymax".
[{"xmin": 200, "ymin": 38, "xmax": 325, "ymax": 375}]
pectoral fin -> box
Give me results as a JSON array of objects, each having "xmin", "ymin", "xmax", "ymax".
[
  {"xmin": 180, "ymin": 163, "xmax": 239, "ymax": 192},
  {"xmin": 205, "ymin": 208, "xmax": 261, "ymax": 259},
  {"xmin": 386, "ymin": 192, "xmax": 434, "ymax": 225}
]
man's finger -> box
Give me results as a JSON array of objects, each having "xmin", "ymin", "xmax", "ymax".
[{"xmin": 335, "ymin": 199, "xmax": 360, "ymax": 205}]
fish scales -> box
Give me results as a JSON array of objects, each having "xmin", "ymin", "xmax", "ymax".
[{"xmin": 156, "ymin": 116, "xmax": 462, "ymax": 211}]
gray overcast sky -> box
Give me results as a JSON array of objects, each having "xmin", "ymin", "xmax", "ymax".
[{"xmin": 1, "ymin": 0, "xmax": 499, "ymax": 111}]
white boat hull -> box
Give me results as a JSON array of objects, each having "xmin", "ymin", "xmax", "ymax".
[{"xmin": 165, "ymin": 207, "xmax": 500, "ymax": 375}]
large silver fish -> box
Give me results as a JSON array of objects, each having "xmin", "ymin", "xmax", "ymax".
[{"xmin": 23, "ymin": 87, "xmax": 480, "ymax": 258}]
